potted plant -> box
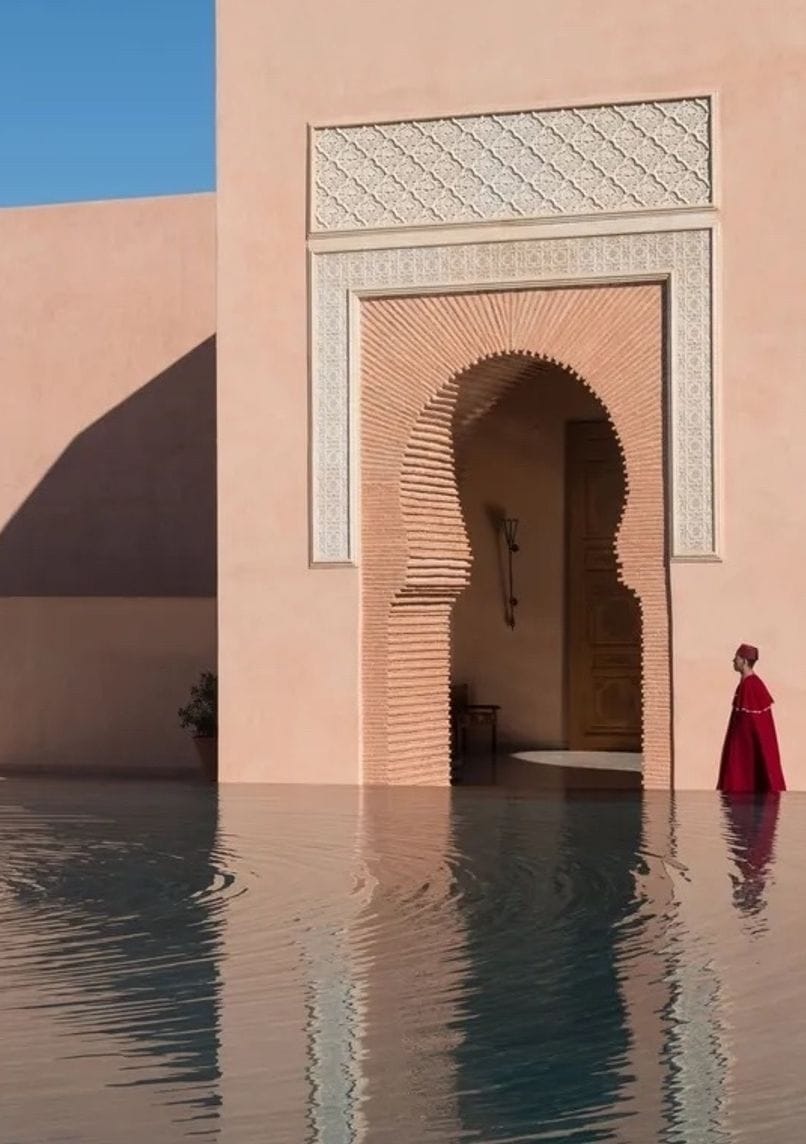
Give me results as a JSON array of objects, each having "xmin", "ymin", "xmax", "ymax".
[{"xmin": 178, "ymin": 671, "xmax": 218, "ymax": 782}]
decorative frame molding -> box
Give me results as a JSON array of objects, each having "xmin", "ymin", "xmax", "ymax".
[
  {"xmin": 310, "ymin": 224, "xmax": 714, "ymax": 564},
  {"xmin": 311, "ymin": 97, "xmax": 712, "ymax": 234}
]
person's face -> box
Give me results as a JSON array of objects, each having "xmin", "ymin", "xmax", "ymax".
[{"xmin": 733, "ymin": 654, "xmax": 745, "ymax": 673}]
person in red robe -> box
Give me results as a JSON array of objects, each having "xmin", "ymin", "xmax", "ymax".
[{"xmin": 717, "ymin": 643, "xmax": 786, "ymax": 793}]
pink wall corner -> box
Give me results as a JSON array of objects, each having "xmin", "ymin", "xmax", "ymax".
[{"xmin": 216, "ymin": 568, "xmax": 360, "ymax": 783}]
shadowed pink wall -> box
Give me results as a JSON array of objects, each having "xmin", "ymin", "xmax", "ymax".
[
  {"xmin": 0, "ymin": 194, "xmax": 216, "ymax": 774},
  {"xmin": 217, "ymin": 0, "xmax": 806, "ymax": 787}
]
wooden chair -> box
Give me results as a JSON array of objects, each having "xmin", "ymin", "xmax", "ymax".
[{"xmin": 450, "ymin": 683, "xmax": 500, "ymax": 780}]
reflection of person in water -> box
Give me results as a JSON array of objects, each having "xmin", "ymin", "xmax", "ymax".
[
  {"xmin": 721, "ymin": 793, "xmax": 780, "ymax": 923},
  {"xmin": 2, "ymin": 780, "xmax": 223, "ymax": 1134},
  {"xmin": 717, "ymin": 644, "xmax": 786, "ymax": 793}
]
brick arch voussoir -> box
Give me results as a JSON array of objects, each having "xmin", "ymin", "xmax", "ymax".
[
  {"xmin": 360, "ymin": 285, "xmax": 670, "ymax": 789},
  {"xmin": 399, "ymin": 347, "xmax": 637, "ymax": 605}
]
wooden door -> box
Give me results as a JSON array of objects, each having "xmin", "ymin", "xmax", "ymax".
[{"xmin": 566, "ymin": 421, "xmax": 642, "ymax": 751}]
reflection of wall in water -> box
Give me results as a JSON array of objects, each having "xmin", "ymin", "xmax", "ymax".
[
  {"xmin": 217, "ymin": 785, "xmax": 373, "ymax": 1144},
  {"xmin": 666, "ymin": 794, "xmax": 801, "ymax": 1144},
  {"xmin": 356, "ymin": 788, "xmax": 467, "ymax": 1143},
  {"xmin": 615, "ymin": 793, "xmax": 677, "ymax": 1144},
  {"xmin": 0, "ymin": 782, "xmax": 223, "ymax": 1142},
  {"xmin": 662, "ymin": 795, "xmax": 734, "ymax": 1143}
]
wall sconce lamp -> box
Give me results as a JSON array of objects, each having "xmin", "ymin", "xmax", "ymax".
[{"xmin": 501, "ymin": 517, "xmax": 520, "ymax": 629}]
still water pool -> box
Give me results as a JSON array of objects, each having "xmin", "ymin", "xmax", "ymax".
[{"xmin": 0, "ymin": 780, "xmax": 803, "ymax": 1143}]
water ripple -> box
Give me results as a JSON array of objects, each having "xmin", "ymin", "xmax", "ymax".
[{"xmin": 1, "ymin": 782, "xmax": 804, "ymax": 1142}]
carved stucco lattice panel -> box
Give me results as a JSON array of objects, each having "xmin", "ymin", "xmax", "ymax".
[
  {"xmin": 310, "ymin": 228, "xmax": 713, "ymax": 564},
  {"xmin": 313, "ymin": 98, "xmax": 711, "ymax": 233}
]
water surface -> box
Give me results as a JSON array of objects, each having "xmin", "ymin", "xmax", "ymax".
[{"xmin": 1, "ymin": 780, "xmax": 803, "ymax": 1142}]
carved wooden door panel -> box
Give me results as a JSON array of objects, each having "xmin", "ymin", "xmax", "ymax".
[{"xmin": 566, "ymin": 421, "xmax": 642, "ymax": 751}]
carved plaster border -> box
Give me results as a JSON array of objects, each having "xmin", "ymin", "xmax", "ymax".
[
  {"xmin": 311, "ymin": 97, "xmax": 712, "ymax": 233},
  {"xmin": 310, "ymin": 224, "xmax": 714, "ymax": 565}
]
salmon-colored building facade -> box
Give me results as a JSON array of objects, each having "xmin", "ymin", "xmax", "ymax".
[{"xmin": 2, "ymin": 0, "xmax": 805, "ymax": 789}]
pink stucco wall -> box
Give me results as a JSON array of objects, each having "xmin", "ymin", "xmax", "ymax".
[
  {"xmin": 0, "ymin": 194, "xmax": 216, "ymax": 774},
  {"xmin": 217, "ymin": 0, "xmax": 806, "ymax": 787}
]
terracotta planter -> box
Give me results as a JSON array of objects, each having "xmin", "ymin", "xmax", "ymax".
[{"xmin": 193, "ymin": 735, "xmax": 218, "ymax": 783}]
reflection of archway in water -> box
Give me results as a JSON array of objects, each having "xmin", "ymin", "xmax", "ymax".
[
  {"xmin": 450, "ymin": 358, "xmax": 642, "ymax": 762},
  {"xmin": 360, "ymin": 284, "xmax": 669, "ymax": 788},
  {"xmin": 0, "ymin": 781, "xmax": 223, "ymax": 1137},
  {"xmin": 449, "ymin": 792, "xmax": 644, "ymax": 1138}
]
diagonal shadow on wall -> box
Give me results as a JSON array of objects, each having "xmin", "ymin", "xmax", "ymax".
[{"xmin": 0, "ymin": 337, "xmax": 216, "ymax": 597}]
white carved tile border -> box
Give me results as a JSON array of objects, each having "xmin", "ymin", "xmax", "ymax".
[
  {"xmin": 310, "ymin": 228, "xmax": 714, "ymax": 564},
  {"xmin": 312, "ymin": 98, "xmax": 711, "ymax": 233}
]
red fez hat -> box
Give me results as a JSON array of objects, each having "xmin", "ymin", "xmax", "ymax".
[{"xmin": 736, "ymin": 643, "xmax": 759, "ymax": 661}]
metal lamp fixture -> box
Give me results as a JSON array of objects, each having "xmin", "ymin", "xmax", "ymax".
[{"xmin": 502, "ymin": 517, "xmax": 519, "ymax": 629}]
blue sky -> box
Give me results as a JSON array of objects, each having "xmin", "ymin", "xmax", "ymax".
[{"xmin": 0, "ymin": 0, "xmax": 215, "ymax": 207}]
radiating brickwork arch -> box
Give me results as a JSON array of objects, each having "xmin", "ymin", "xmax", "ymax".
[{"xmin": 360, "ymin": 285, "xmax": 670, "ymax": 788}]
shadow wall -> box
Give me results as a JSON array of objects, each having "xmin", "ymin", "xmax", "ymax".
[{"xmin": 0, "ymin": 194, "xmax": 216, "ymax": 775}]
